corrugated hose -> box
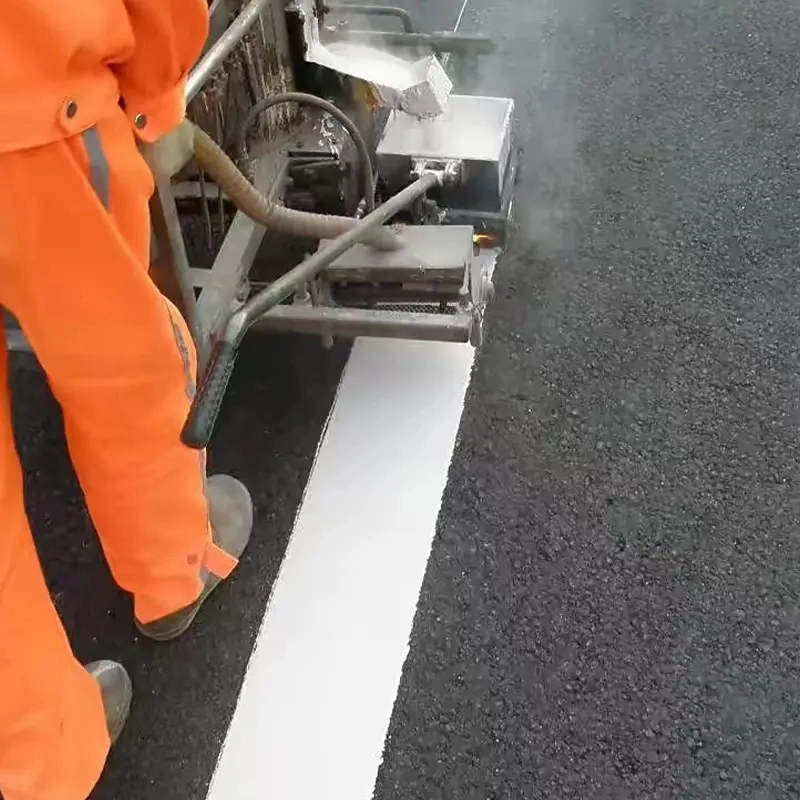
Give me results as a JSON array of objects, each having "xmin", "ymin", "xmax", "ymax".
[{"xmin": 192, "ymin": 125, "xmax": 402, "ymax": 251}]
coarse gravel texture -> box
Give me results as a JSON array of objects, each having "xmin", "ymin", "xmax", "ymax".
[{"xmin": 374, "ymin": 1, "xmax": 800, "ymax": 799}]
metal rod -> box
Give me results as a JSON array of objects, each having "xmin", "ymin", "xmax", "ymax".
[
  {"xmin": 193, "ymin": 154, "xmax": 287, "ymax": 346},
  {"xmin": 335, "ymin": 29, "xmax": 496, "ymax": 56},
  {"xmin": 443, "ymin": 0, "xmax": 471, "ymax": 69},
  {"xmin": 149, "ymin": 179, "xmax": 208, "ymax": 363},
  {"xmin": 452, "ymin": 0, "xmax": 471, "ymax": 37},
  {"xmin": 226, "ymin": 171, "xmax": 442, "ymax": 340},
  {"xmin": 201, "ymin": 0, "xmax": 236, "ymax": 59},
  {"xmin": 186, "ymin": 0, "xmax": 270, "ymax": 102},
  {"xmin": 236, "ymin": 91, "xmax": 377, "ymax": 212},
  {"xmin": 324, "ymin": 4, "xmax": 415, "ymax": 32},
  {"xmin": 252, "ymin": 305, "xmax": 472, "ymax": 342}
]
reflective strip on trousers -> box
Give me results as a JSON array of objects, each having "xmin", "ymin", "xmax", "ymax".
[
  {"xmin": 164, "ymin": 303, "xmax": 197, "ymax": 402},
  {"xmin": 81, "ymin": 127, "xmax": 110, "ymax": 209},
  {"xmin": 164, "ymin": 302, "xmax": 212, "ymax": 572}
]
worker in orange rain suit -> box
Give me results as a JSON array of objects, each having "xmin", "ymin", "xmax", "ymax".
[{"xmin": 0, "ymin": 1, "xmax": 255, "ymax": 798}]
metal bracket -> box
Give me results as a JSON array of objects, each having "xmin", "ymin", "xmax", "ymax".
[
  {"xmin": 411, "ymin": 157, "xmax": 463, "ymax": 187},
  {"xmin": 322, "ymin": 3, "xmax": 415, "ymax": 32}
]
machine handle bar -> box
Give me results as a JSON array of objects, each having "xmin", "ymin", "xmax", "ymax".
[{"xmin": 180, "ymin": 339, "xmax": 238, "ymax": 449}]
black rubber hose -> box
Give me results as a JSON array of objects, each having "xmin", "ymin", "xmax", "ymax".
[
  {"xmin": 194, "ymin": 127, "xmax": 401, "ymax": 250},
  {"xmin": 235, "ymin": 91, "xmax": 376, "ymax": 213}
]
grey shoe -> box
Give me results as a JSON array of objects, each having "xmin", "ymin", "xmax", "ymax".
[
  {"xmin": 86, "ymin": 660, "xmax": 132, "ymax": 745},
  {"xmin": 135, "ymin": 474, "xmax": 253, "ymax": 642}
]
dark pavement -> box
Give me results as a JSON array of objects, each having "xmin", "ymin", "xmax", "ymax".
[{"xmin": 375, "ymin": 1, "xmax": 800, "ymax": 799}]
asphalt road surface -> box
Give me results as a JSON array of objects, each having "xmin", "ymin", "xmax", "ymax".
[
  {"xmin": 11, "ymin": 0, "xmax": 800, "ymax": 798},
  {"xmin": 375, "ymin": 1, "xmax": 800, "ymax": 798}
]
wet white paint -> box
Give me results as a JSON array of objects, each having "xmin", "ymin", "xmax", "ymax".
[{"xmin": 206, "ymin": 338, "xmax": 475, "ymax": 800}]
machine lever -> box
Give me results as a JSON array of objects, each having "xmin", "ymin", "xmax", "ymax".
[
  {"xmin": 181, "ymin": 339, "xmax": 238, "ymax": 449},
  {"xmin": 180, "ymin": 171, "xmax": 443, "ymax": 449}
]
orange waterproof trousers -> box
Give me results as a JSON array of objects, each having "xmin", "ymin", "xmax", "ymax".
[{"xmin": 0, "ymin": 108, "xmax": 236, "ymax": 799}]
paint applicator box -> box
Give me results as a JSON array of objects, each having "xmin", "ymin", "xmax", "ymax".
[
  {"xmin": 377, "ymin": 94, "xmax": 517, "ymax": 215},
  {"xmin": 306, "ymin": 41, "xmax": 453, "ymax": 118}
]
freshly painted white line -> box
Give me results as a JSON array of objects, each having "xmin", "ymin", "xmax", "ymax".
[{"xmin": 206, "ymin": 337, "xmax": 475, "ymax": 800}]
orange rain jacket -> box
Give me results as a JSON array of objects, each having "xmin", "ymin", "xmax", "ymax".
[{"xmin": 0, "ymin": 0, "xmax": 210, "ymax": 153}]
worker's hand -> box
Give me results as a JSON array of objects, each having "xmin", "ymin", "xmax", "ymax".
[{"xmin": 139, "ymin": 118, "xmax": 196, "ymax": 181}]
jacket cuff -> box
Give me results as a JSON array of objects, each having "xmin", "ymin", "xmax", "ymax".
[{"xmin": 124, "ymin": 78, "xmax": 187, "ymax": 143}]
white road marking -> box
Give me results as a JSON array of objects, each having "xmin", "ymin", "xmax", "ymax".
[{"xmin": 206, "ymin": 337, "xmax": 475, "ymax": 800}]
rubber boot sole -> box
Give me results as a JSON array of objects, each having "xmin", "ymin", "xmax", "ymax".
[{"xmin": 135, "ymin": 475, "xmax": 253, "ymax": 642}]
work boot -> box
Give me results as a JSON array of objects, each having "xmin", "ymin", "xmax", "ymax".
[
  {"xmin": 86, "ymin": 660, "xmax": 133, "ymax": 745},
  {"xmin": 136, "ymin": 474, "xmax": 253, "ymax": 642}
]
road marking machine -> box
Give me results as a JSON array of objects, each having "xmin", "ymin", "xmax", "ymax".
[{"xmin": 13, "ymin": 0, "xmax": 518, "ymax": 449}]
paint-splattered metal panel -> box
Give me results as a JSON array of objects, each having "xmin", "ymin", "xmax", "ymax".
[
  {"xmin": 188, "ymin": 0, "xmax": 297, "ymax": 154},
  {"xmin": 180, "ymin": 0, "xmax": 300, "ymax": 268}
]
